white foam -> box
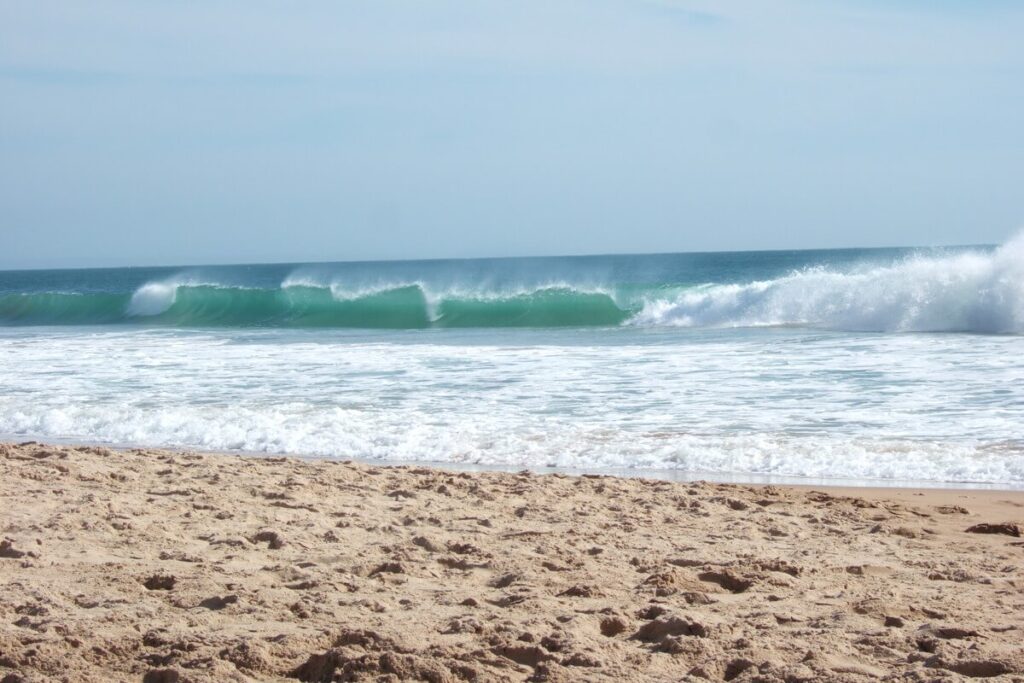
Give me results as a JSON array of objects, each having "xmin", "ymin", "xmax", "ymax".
[
  {"xmin": 632, "ymin": 235, "xmax": 1024, "ymax": 333},
  {"xmin": 283, "ymin": 273, "xmax": 617, "ymax": 302},
  {"xmin": 279, "ymin": 276, "xmax": 321, "ymax": 290},
  {"xmin": 126, "ymin": 282, "xmax": 178, "ymax": 316},
  {"xmin": 1, "ymin": 327, "xmax": 1022, "ymax": 485},
  {"xmin": 2, "ymin": 401, "xmax": 1021, "ymax": 484}
]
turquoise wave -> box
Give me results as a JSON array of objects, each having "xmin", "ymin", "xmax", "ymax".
[
  {"xmin": 1, "ymin": 238, "xmax": 1019, "ymax": 332},
  {"xmin": 0, "ymin": 284, "xmax": 637, "ymax": 328}
]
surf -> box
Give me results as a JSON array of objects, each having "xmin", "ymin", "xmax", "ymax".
[
  {"xmin": 632, "ymin": 235, "xmax": 1024, "ymax": 333},
  {"xmin": 0, "ymin": 235, "xmax": 1020, "ymax": 332}
]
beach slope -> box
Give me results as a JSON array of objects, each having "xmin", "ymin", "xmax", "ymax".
[{"xmin": 1, "ymin": 442, "xmax": 1022, "ymax": 682}]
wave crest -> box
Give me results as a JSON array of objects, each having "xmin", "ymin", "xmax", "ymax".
[{"xmin": 118, "ymin": 282, "xmax": 631, "ymax": 328}]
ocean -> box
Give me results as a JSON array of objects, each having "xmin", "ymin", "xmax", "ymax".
[{"xmin": 2, "ymin": 238, "xmax": 1022, "ymax": 487}]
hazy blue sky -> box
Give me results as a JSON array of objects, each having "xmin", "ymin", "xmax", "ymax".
[{"xmin": 1, "ymin": 1, "xmax": 1023, "ymax": 268}]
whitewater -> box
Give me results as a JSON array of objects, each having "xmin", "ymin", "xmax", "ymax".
[{"xmin": 1, "ymin": 238, "xmax": 1022, "ymax": 486}]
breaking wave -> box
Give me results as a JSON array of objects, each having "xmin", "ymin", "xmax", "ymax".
[
  {"xmin": 0, "ymin": 236, "xmax": 1020, "ymax": 332},
  {"xmin": 0, "ymin": 282, "xmax": 632, "ymax": 328},
  {"xmin": 633, "ymin": 235, "xmax": 1024, "ymax": 333}
]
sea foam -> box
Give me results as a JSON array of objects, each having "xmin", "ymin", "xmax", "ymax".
[
  {"xmin": 1, "ymin": 326, "xmax": 1022, "ymax": 485},
  {"xmin": 633, "ymin": 235, "xmax": 1024, "ymax": 333}
]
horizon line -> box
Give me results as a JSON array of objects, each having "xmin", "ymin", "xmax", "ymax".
[{"xmin": 0, "ymin": 241, "xmax": 998, "ymax": 274}]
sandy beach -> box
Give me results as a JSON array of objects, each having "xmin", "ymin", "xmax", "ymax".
[{"xmin": 1, "ymin": 441, "xmax": 1022, "ymax": 682}]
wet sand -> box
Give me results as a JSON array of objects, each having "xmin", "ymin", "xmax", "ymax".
[{"xmin": 1, "ymin": 442, "xmax": 1022, "ymax": 682}]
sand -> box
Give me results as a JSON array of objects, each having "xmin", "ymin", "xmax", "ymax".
[{"xmin": 1, "ymin": 442, "xmax": 1022, "ymax": 682}]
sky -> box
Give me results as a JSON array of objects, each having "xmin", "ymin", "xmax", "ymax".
[{"xmin": 1, "ymin": 1, "xmax": 1023, "ymax": 269}]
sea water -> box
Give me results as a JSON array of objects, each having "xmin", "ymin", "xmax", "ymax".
[{"xmin": 1, "ymin": 238, "xmax": 1022, "ymax": 486}]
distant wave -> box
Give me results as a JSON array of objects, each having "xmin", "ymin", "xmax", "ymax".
[
  {"xmin": 1, "ymin": 235, "xmax": 1020, "ymax": 332},
  {"xmin": 633, "ymin": 235, "xmax": 1024, "ymax": 333}
]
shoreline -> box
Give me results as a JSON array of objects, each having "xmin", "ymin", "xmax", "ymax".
[
  {"xmin": 4, "ymin": 435, "xmax": 1021, "ymax": 493},
  {"xmin": 2, "ymin": 441, "xmax": 1023, "ymax": 682}
]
